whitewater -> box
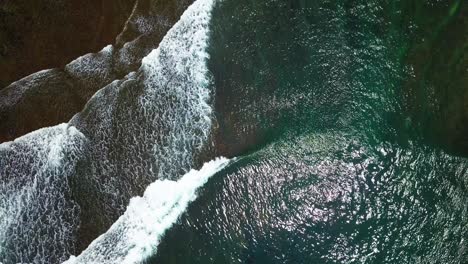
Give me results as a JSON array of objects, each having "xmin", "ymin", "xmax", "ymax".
[
  {"xmin": 64, "ymin": 158, "xmax": 230, "ymax": 264},
  {"xmin": 0, "ymin": 0, "xmax": 218, "ymax": 262}
]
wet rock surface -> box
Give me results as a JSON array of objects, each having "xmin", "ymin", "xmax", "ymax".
[
  {"xmin": 0, "ymin": 0, "xmax": 198, "ymax": 258},
  {"xmin": 0, "ymin": 0, "xmax": 194, "ymax": 143},
  {"xmin": 0, "ymin": 0, "xmax": 136, "ymax": 88}
]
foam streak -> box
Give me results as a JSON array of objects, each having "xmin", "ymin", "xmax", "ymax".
[{"xmin": 64, "ymin": 158, "xmax": 229, "ymax": 264}]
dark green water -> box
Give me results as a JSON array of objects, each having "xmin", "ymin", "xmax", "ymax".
[{"xmin": 151, "ymin": 0, "xmax": 467, "ymax": 263}]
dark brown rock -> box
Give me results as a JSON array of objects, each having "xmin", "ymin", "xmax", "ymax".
[
  {"xmin": 0, "ymin": 0, "xmax": 136, "ymax": 88},
  {"xmin": 0, "ymin": 0, "xmax": 198, "ymax": 255},
  {"xmin": 0, "ymin": 69, "xmax": 85, "ymax": 142},
  {"xmin": 0, "ymin": 0, "xmax": 194, "ymax": 143}
]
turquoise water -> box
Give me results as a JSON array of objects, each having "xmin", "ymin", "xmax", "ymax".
[{"xmin": 150, "ymin": 0, "xmax": 467, "ymax": 263}]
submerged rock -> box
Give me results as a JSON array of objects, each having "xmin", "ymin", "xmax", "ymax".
[{"xmin": 398, "ymin": 0, "xmax": 468, "ymax": 156}]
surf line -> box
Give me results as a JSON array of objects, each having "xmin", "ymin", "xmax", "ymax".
[{"xmin": 65, "ymin": 157, "xmax": 231, "ymax": 264}]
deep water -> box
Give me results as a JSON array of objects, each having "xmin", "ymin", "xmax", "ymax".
[{"xmin": 150, "ymin": 0, "xmax": 468, "ymax": 263}]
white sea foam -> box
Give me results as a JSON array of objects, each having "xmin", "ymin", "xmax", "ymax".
[
  {"xmin": 0, "ymin": 124, "xmax": 87, "ymax": 263},
  {"xmin": 64, "ymin": 0, "xmax": 216, "ymax": 228},
  {"xmin": 64, "ymin": 158, "xmax": 230, "ymax": 264},
  {"xmin": 136, "ymin": 0, "xmax": 215, "ymax": 180},
  {"xmin": 0, "ymin": 0, "xmax": 216, "ymax": 262},
  {"xmin": 63, "ymin": 1, "xmax": 218, "ymax": 262},
  {"xmin": 64, "ymin": 44, "xmax": 115, "ymax": 90}
]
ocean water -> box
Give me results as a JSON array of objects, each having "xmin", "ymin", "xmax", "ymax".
[
  {"xmin": 0, "ymin": 0, "xmax": 466, "ymax": 263},
  {"xmin": 150, "ymin": 0, "xmax": 467, "ymax": 263}
]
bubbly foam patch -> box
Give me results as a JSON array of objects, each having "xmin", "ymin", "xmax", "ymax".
[
  {"xmin": 63, "ymin": 0, "xmax": 216, "ymax": 232},
  {"xmin": 64, "ymin": 158, "xmax": 230, "ymax": 264},
  {"xmin": 0, "ymin": 124, "xmax": 87, "ymax": 263},
  {"xmin": 0, "ymin": 0, "xmax": 216, "ymax": 262},
  {"xmin": 64, "ymin": 44, "xmax": 115, "ymax": 93},
  {"xmin": 136, "ymin": 0, "xmax": 215, "ymax": 180}
]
